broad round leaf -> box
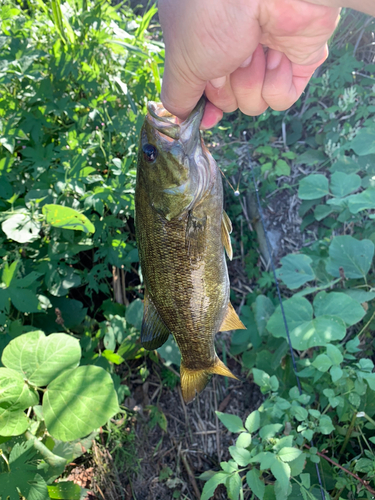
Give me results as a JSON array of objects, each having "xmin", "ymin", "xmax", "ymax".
[
  {"xmin": 347, "ymin": 188, "xmax": 375, "ymax": 214},
  {"xmin": 2, "ymin": 330, "xmax": 81, "ymax": 387},
  {"xmin": 298, "ymin": 174, "xmax": 329, "ymax": 200},
  {"xmin": 252, "ymin": 295, "xmax": 275, "ymax": 335},
  {"xmin": 313, "ymin": 291, "xmax": 365, "ymax": 326},
  {"xmin": 267, "ymin": 296, "xmax": 313, "ymax": 339},
  {"xmin": 42, "ymin": 204, "xmax": 95, "ymax": 233},
  {"xmin": 125, "ymin": 298, "xmax": 144, "ymax": 330},
  {"xmin": 326, "ymin": 236, "xmax": 374, "ymax": 279},
  {"xmin": 43, "ymin": 365, "xmax": 119, "ymax": 441},
  {"xmin": 9, "ymin": 288, "xmax": 41, "ymax": 313},
  {"xmin": 276, "ymin": 254, "xmax": 315, "ymax": 289},
  {"xmin": 0, "ymin": 367, "xmax": 38, "ymax": 411},
  {"xmin": 1, "ymin": 213, "xmax": 41, "ymax": 243},
  {"xmin": 330, "ymin": 172, "xmax": 361, "ymax": 198},
  {"xmin": 349, "ymin": 127, "xmax": 375, "ymax": 156},
  {"xmin": 290, "ymin": 316, "xmax": 346, "ymax": 350},
  {"xmin": 0, "ymin": 408, "xmax": 30, "ymax": 436}
]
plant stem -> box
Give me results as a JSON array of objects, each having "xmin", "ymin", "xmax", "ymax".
[
  {"xmin": 338, "ymin": 411, "xmax": 357, "ymax": 459},
  {"xmin": 303, "ymin": 444, "xmax": 375, "ymax": 496}
]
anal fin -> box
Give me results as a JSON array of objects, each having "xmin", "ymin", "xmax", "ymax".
[
  {"xmin": 221, "ymin": 210, "xmax": 233, "ymax": 260},
  {"xmin": 180, "ymin": 357, "xmax": 238, "ymax": 403},
  {"xmin": 219, "ymin": 302, "xmax": 246, "ymax": 331},
  {"xmin": 141, "ymin": 289, "xmax": 171, "ymax": 350}
]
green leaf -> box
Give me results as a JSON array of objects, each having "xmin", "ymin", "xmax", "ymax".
[
  {"xmin": 0, "ymin": 441, "xmax": 49, "ymax": 500},
  {"xmin": 290, "ymin": 316, "xmax": 346, "ymax": 350},
  {"xmin": 42, "ymin": 204, "xmax": 95, "ymax": 233},
  {"xmin": 276, "ymin": 254, "xmax": 315, "ymax": 289},
  {"xmin": 200, "ymin": 472, "xmax": 229, "ymax": 500},
  {"xmin": 43, "ymin": 365, "xmax": 119, "ymax": 441},
  {"xmin": 318, "ymin": 415, "xmax": 335, "ymax": 434},
  {"xmin": 326, "ymin": 345, "xmax": 343, "ymax": 365},
  {"xmin": 271, "ymin": 459, "xmax": 291, "ymax": 492},
  {"xmin": 245, "ymin": 410, "xmax": 260, "ymax": 433},
  {"xmin": 1, "ymin": 261, "xmax": 19, "ymax": 288},
  {"xmin": 247, "ymin": 469, "xmax": 265, "ymax": 499},
  {"xmin": 216, "ymin": 412, "xmax": 245, "ymax": 433},
  {"xmin": 349, "ymin": 127, "xmax": 375, "ymax": 155},
  {"xmin": 227, "ymin": 472, "xmax": 242, "ymax": 500},
  {"xmin": 259, "ymin": 424, "xmax": 283, "ymax": 439},
  {"xmin": 125, "ymin": 298, "xmax": 144, "ymax": 330},
  {"xmin": 252, "ymin": 451, "xmax": 277, "ymax": 470},
  {"xmin": 229, "ymin": 446, "xmax": 252, "ymax": 466},
  {"xmin": 0, "ymin": 367, "xmax": 38, "ymax": 411},
  {"xmin": 236, "ymin": 432, "xmax": 252, "ymax": 448},
  {"xmin": 330, "ymin": 172, "xmax": 361, "ymax": 197},
  {"xmin": 326, "ymin": 236, "xmax": 374, "ymax": 279},
  {"xmin": 288, "ymin": 453, "xmax": 307, "ymax": 476},
  {"xmin": 313, "ymin": 205, "xmax": 333, "ymax": 221},
  {"xmin": 157, "ymin": 336, "xmax": 181, "ymax": 367},
  {"xmin": 312, "ymin": 354, "xmax": 332, "ymax": 372},
  {"xmin": 277, "ymin": 448, "xmax": 302, "ymax": 463},
  {"xmin": 298, "ymin": 175, "xmax": 329, "ymax": 200},
  {"xmin": 313, "ymin": 291, "xmax": 365, "ymax": 326},
  {"xmin": 0, "ymin": 408, "xmax": 30, "ymax": 436},
  {"xmin": 2, "ymin": 331, "xmax": 81, "ymax": 387},
  {"xmin": 252, "ymin": 295, "xmax": 275, "ymax": 335},
  {"xmin": 47, "ymin": 482, "xmax": 84, "ymax": 500},
  {"xmin": 330, "ymin": 366, "xmax": 343, "ymax": 383},
  {"xmin": 347, "ymin": 188, "xmax": 375, "ymax": 214},
  {"xmin": 267, "ymin": 296, "xmax": 313, "ymax": 340},
  {"xmin": 9, "ymin": 288, "xmax": 41, "ymax": 313},
  {"xmin": 1, "ymin": 213, "xmax": 41, "ymax": 243}
]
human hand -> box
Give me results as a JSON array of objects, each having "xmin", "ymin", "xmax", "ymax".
[{"xmin": 159, "ymin": 0, "xmax": 340, "ymax": 128}]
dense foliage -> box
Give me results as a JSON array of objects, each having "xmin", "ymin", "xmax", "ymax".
[{"xmin": 0, "ymin": 2, "xmax": 374, "ymax": 500}]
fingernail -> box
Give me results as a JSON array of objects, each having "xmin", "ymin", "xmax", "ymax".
[
  {"xmin": 210, "ymin": 76, "xmax": 226, "ymax": 89},
  {"xmin": 240, "ymin": 55, "xmax": 252, "ymax": 68},
  {"xmin": 267, "ymin": 50, "xmax": 283, "ymax": 70}
]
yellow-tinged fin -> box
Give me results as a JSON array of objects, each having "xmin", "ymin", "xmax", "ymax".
[
  {"xmin": 180, "ymin": 357, "xmax": 238, "ymax": 403},
  {"xmin": 141, "ymin": 289, "xmax": 171, "ymax": 350},
  {"xmin": 221, "ymin": 210, "xmax": 233, "ymax": 260},
  {"xmin": 220, "ymin": 302, "xmax": 246, "ymax": 331}
]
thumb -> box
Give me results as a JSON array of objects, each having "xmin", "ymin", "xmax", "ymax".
[{"xmin": 161, "ymin": 59, "xmax": 206, "ymax": 120}]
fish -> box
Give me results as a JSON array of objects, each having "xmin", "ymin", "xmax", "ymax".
[{"xmin": 134, "ymin": 97, "xmax": 246, "ymax": 403}]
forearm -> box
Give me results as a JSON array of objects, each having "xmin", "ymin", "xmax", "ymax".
[{"xmin": 304, "ymin": 0, "xmax": 375, "ymax": 16}]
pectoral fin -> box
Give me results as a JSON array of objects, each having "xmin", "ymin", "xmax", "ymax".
[
  {"xmin": 141, "ymin": 290, "xmax": 171, "ymax": 350},
  {"xmin": 219, "ymin": 302, "xmax": 246, "ymax": 331},
  {"xmin": 221, "ymin": 210, "xmax": 233, "ymax": 260}
]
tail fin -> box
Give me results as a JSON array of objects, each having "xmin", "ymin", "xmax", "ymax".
[{"xmin": 180, "ymin": 357, "xmax": 238, "ymax": 403}]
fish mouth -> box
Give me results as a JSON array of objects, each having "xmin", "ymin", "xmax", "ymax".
[{"xmin": 147, "ymin": 97, "xmax": 206, "ymax": 151}]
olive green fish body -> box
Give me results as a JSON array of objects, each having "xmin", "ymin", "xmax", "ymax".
[{"xmin": 135, "ymin": 100, "xmax": 245, "ymax": 402}]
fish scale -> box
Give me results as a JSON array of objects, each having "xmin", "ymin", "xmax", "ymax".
[{"xmin": 135, "ymin": 98, "xmax": 246, "ymax": 402}]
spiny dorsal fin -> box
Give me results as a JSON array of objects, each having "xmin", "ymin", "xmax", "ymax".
[
  {"xmin": 221, "ymin": 210, "xmax": 233, "ymax": 260},
  {"xmin": 219, "ymin": 302, "xmax": 246, "ymax": 332},
  {"xmin": 141, "ymin": 289, "xmax": 171, "ymax": 350}
]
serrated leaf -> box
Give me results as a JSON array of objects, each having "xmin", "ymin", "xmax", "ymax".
[
  {"xmin": 326, "ymin": 236, "xmax": 374, "ymax": 279},
  {"xmin": 236, "ymin": 432, "xmax": 252, "ymax": 448},
  {"xmin": 42, "ymin": 204, "xmax": 95, "ymax": 233},
  {"xmin": 298, "ymin": 175, "xmax": 329, "ymax": 200},
  {"xmin": 271, "ymin": 459, "xmax": 291, "ymax": 492},
  {"xmin": 2, "ymin": 331, "xmax": 81, "ymax": 387},
  {"xmin": 43, "ymin": 365, "xmax": 119, "ymax": 441},
  {"xmin": 227, "ymin": 472, "xmax": 242, "ymax": 500},
  {"xmin": 245, "ymin": 410, "xmax": 260, "ymax": 433},
  {"xmin": 246, "ymin": 469, "xmax": 265, "ymax": 499},
  {"xmin": 216, "ymin": 412, "xmax": 245, "ymax": 433},
  {"xmin": 200, "ymin": 472, "xmax": 229, "ymax": 500},
  {"xmin": 229, "ymin": 446, "xmax": 252, "ymax": 466},
  {"xmin": 0, "ymin": 441, "xmax": 49, "ymax": 500},
  {"xmin": 276, "ymin": 254, "xmax": 315, "ymax": 289},
  {"xmin": 277, "ymin": 447, "xmax": 302, "ymax": 463},
  {"xmin": 259, "ymin": 424, "xmax": 283, "ymax": 439}
]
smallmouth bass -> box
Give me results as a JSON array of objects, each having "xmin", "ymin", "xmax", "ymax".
[{"xmin": 135, "ymin": 98, "xmax": 245, "ymax": 403}]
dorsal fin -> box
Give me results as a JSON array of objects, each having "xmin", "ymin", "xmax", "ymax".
[
  {"xmin": 141, "ymin": 289, "xmax": 171, "ymax": 350},
  {"xmin": 221, "ymin": 210, "xmax": 233, "ymax": 260},
  {"xmin": 219, "ymin": 302, "xmax": 246, "ymax": 332}
]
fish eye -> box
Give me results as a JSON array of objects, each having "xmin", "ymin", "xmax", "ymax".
[{"xmin": 142, "ymin": 143, "xmax": 158, "ymax": 163}]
